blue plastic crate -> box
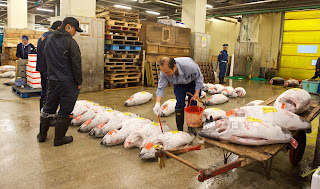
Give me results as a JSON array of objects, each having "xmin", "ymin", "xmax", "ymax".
[
  {"xmin": 302, "ymin": 80, "xmax": 320, "ymax": 93},
  {"xmin": 130, "ymin": 46, "xmax": 141, "ymax": 51},
  {"xmin": 105, "ymin": 45, "xmax": 119, "ymax": 50}
]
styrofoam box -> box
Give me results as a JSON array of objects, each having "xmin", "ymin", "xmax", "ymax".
[
  {"xmin": 26, "ymin": 65, "xmax": 36, "ymax": 72},
  {"xmin": 27, "ymin": 80, "xmax": 41, "ymax": 89},
  {"xmin": 27, "ymin": 76, "xmax": 41, "ymax": 84},
  {"xmin": 28, "ymin": 61, "xmax": 37, "ymax": 67},
  {"xmin": 311, "ymin": 168, "xmax": 320, "ymax": 189},
  {"xmin": 28, "ymin": 54, "xmax": 37, "ymax": 62},
  {"xmin": 27, "ymin": 70, "xmax": 41, "ymax": 78}
]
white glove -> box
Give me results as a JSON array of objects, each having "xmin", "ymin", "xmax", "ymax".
[{"xmin": 153, "ymin": 103, "xmax": 161, "ymax": 116}]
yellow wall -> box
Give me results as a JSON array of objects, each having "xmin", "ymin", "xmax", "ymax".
[
  {"xmin": 205, "ymin": 19, "xmax": 240, "ymax": 56},
  {"xmin": 258, "ymin": 13, "xmax": 282, "ymax": 68},
  {"xmin": 280, "ymin": 10, "xmax": 320, "ymax": 79}
]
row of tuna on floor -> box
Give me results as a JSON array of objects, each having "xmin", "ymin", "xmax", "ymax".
[{"xmin": 71, "ymin": 87, "xmax": 312, "ymax": 160}]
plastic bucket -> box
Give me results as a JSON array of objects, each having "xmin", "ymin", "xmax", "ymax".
[
  {"xmin": 302, "ymin": 80, "xmax": 320, "ymax": 93},
  {"xmin": 184, "ymin": 100, "xmax": 204, "ymax": 128}
]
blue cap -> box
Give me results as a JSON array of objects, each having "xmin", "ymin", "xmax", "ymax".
[
  {"xmin": 22, "ymin": 35, "xmax": 28, "ymax": 40},
  {"xmin": 223, "ymin": 44, "xmax": 228, "ymax": 47}
]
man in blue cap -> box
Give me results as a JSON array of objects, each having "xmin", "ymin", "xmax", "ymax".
[
  {"xmin": 36, "ymin": 20, "xmax": 62, "ymax": 111},
  {"xmin": 37, "ymin": 17, "xmax": 83, "ymax": 146},
  {"xmin": 218, "ymin": 44, "xmax": 228, "ymax": 84},
  {"xmin": 16, "ymin": 35, "xmax": 37, "ymax": 59}
]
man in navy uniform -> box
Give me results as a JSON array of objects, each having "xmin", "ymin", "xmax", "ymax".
[
  {"xmin": 311, "ymin": 57, "xmax": 320, "ymax": 80},
  {"xmin": 218, "ymin": 44, "xmax": 228, "ymax": 84},
  {"xmin": 37, "ymin": 17, "xmax": 83, "ymax": 146},
  {"xmin": 36, "ymin": 21, "xmax": 62, "ymax": 111},
  {"xmin": 153, "ymin": 57, "xmax": 203, "ymax": 135},
  {"xmin": 16, "ymin": 35, "xmax": 36, "ymax": 59}
]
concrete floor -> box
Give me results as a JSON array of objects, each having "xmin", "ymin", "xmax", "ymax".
[{"xmin": 0, "ymin": 78, "xmax": 318, "ymax": 189}]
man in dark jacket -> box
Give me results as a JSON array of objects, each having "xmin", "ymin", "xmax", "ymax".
[
  {"xmin": 16, "ymin": 35, "xmax": 36, "ymax": 59},
  {"xmin": 37, "ymin": 20, "xmax": 62, "ymax": 111},
  {"xmin": 311, "ymin": 57, "xmax": 320, "ymax": 80},
  {"xmin": 37, "ymin": 17, "xmax": 83, "ymax": 146}
]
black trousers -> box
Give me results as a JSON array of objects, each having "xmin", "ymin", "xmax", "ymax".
[
  {"xmin": 43, "ymin": 80, "xmax": 79, "ymax": 118},
  {"xmin": 40, "ymin": 73, "xmax": 48, "ymax": 101},
  {"xmin": 311, "ymin": 71, "xmax": 320, "ymax": 79}
]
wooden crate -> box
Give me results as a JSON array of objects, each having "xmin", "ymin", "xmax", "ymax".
[{"xmin": 197, "ymin": 62, "xmax": 215, "ymax": 83}]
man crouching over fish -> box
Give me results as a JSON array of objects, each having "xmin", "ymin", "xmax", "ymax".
[{"xmin": 153, "ymin": 57, "xmax": 204, "ymax": 135}]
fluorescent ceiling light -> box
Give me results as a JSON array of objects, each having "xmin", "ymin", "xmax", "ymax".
[
  {"xmin": 114, "ymin": 5, "xmax": 132, "ymax": 9},
  {"xmin": 156, "ymin": 0, "xmax": 181, "ymax": 7},
  {"xmin": 0, "ymin": 3, "xmax": 7, "ymax": 7},
  {"xmin": 206, "ymin": 4, "xmax": 213, "ymax": 9},
  {"xmin": 146, "ymin": 10, "xmax": 160, "ymax": 15},
  {"xmin": 132, "ymin": 0, "xmax": 138, "ymax": 1},
  {"xmin": 37, "ymin": 8, "xmax": 54, "ymax": 12}
]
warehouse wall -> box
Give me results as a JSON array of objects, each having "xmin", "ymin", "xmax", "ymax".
[
  {"xmin": 258, "ymin": 13, "xmax": 282, "ymax": 69},
  {"xmin": 205, "ymin": 19, "xmax": 240, "ymax": 57}
]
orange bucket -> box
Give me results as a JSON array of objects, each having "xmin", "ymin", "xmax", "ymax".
[{"xmin": 184, "ymin": 100, "xmax": 204, "ymax": 128}]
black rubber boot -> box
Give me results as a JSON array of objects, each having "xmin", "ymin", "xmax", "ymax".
[
  {"xmin": 37, "ymin": 116, "xmax": 51, "ymax": 142},
  {"xmin": 49, "ymin": 115, "xmax": 56, "ymax": 127},
  {"xmin": 54, "ymin": 116, "xmax": 73, "ymax": 146},
  {"xmin": 222, "ymin": 77, "xmax": 226, "ymax": 84},
  {"xmin": 219, "ymin": 77, "xmax": 223, "ymax": 84},
  {"xmin": 175, "ymin": 109, "xmax": 184, "ymax": 131}
]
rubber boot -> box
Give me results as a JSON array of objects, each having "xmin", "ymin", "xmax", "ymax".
[
  {"xmin": 37, "ymin": 116, "xmax": 51, "ymax": 142},
  {"xmin": 54, "ymin": 116, "xmax": 73, "ymax": 146},
  {"xmin": 175, "ymin": 109, "xmax": 184, "ymax": 131},
  {"xmin": 222, "ymin": 77, "xmax": 226, "ymax": 84},
  {"xmin": 219, "ymin": 77, "xmax": 223, "ymax": 84}
]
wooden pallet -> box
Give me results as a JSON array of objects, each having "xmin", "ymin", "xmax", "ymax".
[
  {"xmin": 105, "ymin": 62, "xmax": 137, "ymax": 66},
  {"xmin": 11, "ymin": 85, "xmax": 41, "ymax": 98},
  {"xmin": 103, "ymin": 16, "xmax": 140, "ymax": 24},
  {"xmin": 106, "ymin": 49, "xmax": 141, "ymax": 54},
  {"xmin": 105, "ymin": 53, "xmax": 140, "ymax": 59},
  {"xmin": 105, "ymin": 65, "xmax": 139, "ymax": 71},
  {"xmin": 105, "ymin": 34, "xmax": 139, "ymax": 41},
  {"xmin": 106, "ymin": 25, "xmax": 140, "ymax": 32},
  {"xmin": 145, "ymin": 61, "xmax": 161, "ymax": 87},
  {"xmin": 105, "ymin": 20, "xmax": 142, "ymax": 28},
  {"xmin": 105, "ymin": 39, "xmax": 143, "ymax": 46},
  {"xmin": 105, "ymin": 80, "xmax": 141, "ymax": 89},
  {"xmin": 96, "ymin": 7, "xmax": 139, "ymax": 14},
  {"xmin": 105, "ymin": 72, "xmax": 141, "ymax": 79},
  {"xmin": 105, "ymin": 58, "xmax": 138, "ymax": 63},
  {"xmin": 197, "ymin": 62, "xmax": 215, "ymax": 83}
]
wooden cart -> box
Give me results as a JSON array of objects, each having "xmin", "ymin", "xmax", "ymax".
[{"xmin": 156, "ymin": 94, "xmax": 320, "ymax": 182}]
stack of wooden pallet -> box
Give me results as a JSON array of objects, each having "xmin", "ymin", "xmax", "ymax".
[
  {"xmin": 197, "ymin": 62, "xmax": 215, "ymax": 83},
  {"xmin": 1, "ymin": 29, "xmax": 42, "ymax": 65},
  {"xmin": 97, "ymin": 7, "xmax": 143, "ymax": 89}
]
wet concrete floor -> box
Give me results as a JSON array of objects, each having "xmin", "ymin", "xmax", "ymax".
[{"xmin": 0, "ymin": 78, "xmax": 318, "ymax": 189}]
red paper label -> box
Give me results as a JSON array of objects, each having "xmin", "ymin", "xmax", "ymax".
[
  {"xmin": 75, "ymin": 115, "xmax": 82, "ymax": 121},
  {"xmin": 291, "ymin": 138, "xmax": 298, "ymax": 149},
  {"xmin": 96, "ymin": 123, "xmax": 105, "ymax": 129}
]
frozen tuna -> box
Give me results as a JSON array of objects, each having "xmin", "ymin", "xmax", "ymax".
[
  {"xmin": 124, "ymin": 91, "xmax": 153, "ymax": 106},
  {"xmin": 232, "ymin": 105, "xmax": 311, "ymax": 131},
  {"xmin": 234, "ymin": 87, "xmax": 246, "ymax": 97},
  {"xmin": 72, "ymin": 100, "xmax": 98, "ymax": 117},
  {"xmin": 78, "ymin": 109, "xmax": 120, "ymax": 132},
  {"xmin": 245, "ymin": 100, "xmax": 264, "ymax": 106},
  {"xmin": 203, "ymin": 83, "xmax": 214, "ymax": 92},
  {"xmin": 221, "ymin": 86, "xmax": 234, "ymax": 97},
  {"xmin": 284, "ymin": 79, "xmax": 299, "ymax": 87},
  {"xmin": 100, "ymin": 117, "xmax": 152, "ymax": 146},
  {"xmin": 274, "ymin": 88, "xmax": 311, "ymax": 114},
  {"xmin": 199, "ymin": 117, "xmax": 292, "ymax": 146},
  {"xmin": 124, "ymin": 122, "xmax": 171, "ymax": 149},
  {"xmin": 139, "ymin": 131, "xmax": 195, "ymax": 160},
  {"xmin": 205, "ymin": 94, "xmax": 229, "ymax": 106},
  {"xmin": 207, "ymin": 84, "xmax": 224, "ymax": 94},
  {"xmin": 71, "ymin": 106, "xmax": 106, "ymax": 126},
  {"xmin": 89, "ymin": 112, "xmax": 139, "ymax": 138},
  {"xmin": 0, "ymin": 71, "xmax": 15, "ymax": 78},
  {"xmin": 203, "ymin": 108, "xmax": 226, "ymax": 123},
  {"xmin": 160, "ymin": 99, "xmax": 176, "ymax": 117}
]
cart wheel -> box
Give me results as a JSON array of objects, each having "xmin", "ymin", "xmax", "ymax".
[{"xmin": 289, "ymin": 131, "xmax": 306, "ymax": 166}]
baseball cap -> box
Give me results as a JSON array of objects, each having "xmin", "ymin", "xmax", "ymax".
[
  {"xmin": 62, "ymin": 17, "xmax": 83, "ymax": 32},
  {"xmin": 51, "ymin": 21, "xmax": 62, "ymax": 30}
]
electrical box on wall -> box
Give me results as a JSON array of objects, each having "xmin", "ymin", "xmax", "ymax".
[
  {"xmin": 50, "ymin": 16, "xmax": 105, "ymax": 92},
  {"xmin": 190, "ymin": 32, "xmax": 210, "ymax": 63}
]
